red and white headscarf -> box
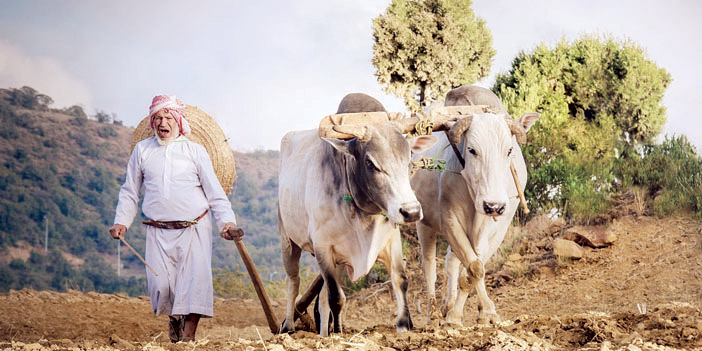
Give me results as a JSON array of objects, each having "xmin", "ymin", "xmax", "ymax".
[{"xmin": 148, "ymin": 95, "xmax": 191, "ymax": 136}]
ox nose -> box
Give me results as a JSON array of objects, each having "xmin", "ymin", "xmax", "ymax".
[
  {"xmin": 399, "ymin": 202, "xmax": 422, "ymax": 223},
  {"xmin": 483, "ymin": 201, "xmax": 506, "ymax": 216}
]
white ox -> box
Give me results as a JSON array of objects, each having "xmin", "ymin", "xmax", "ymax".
[
  {"xmin": 278, "ymin": 93, "xmax": 437, "ymax": 336},
  {"xmin": 411, "ymin": 85, "xmax": 539, "ymax": 325}
]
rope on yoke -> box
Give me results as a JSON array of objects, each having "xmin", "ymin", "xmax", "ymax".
[
  {"xmin": 410, "ymin": 157, "xmax": 447, "ymax": 177},
  {"xmin": 406, "ymin": 118, "xmax": 434, "ymax": 137},
  {"xmin": 409, "ymin": 143, "xmax": 460, "ymax": 177}
]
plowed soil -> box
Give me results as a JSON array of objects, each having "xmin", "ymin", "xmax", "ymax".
[{"xmin": 2, "ymin": 214, "xmax": 701, "ymax": 350}]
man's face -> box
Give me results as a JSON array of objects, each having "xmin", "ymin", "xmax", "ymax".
[{"xmin": 153, "ymin": 109, "xmax": 179, "ymax": 141}]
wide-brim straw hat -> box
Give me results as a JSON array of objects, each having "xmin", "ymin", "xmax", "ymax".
[{"xmin": 130, "ymin": 105, "xmax": 236, "ymax": 195}]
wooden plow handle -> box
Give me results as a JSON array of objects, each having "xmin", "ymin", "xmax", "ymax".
[{"xmin": 230, "ymin": 228, "xmax": 280, "ymax": 334}]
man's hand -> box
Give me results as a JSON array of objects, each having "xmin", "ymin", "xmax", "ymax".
[
  {"xmin": 220, "ymin": 222, "xmax": 244, "ymax": 241},
  {"xmin": 109, "ymin": 224, "xmax": 127, "ymax": 239}
]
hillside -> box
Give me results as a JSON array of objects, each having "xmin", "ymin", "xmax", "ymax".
[
  {"xmin": 0, "ymin": 87, "xmax": 284, "ymax": 295},
  {"xmin": 1, "ymin": 214, "xmax": 700, "ymax": 350}
]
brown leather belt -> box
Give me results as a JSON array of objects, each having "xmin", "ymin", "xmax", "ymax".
[{"xmin": 142, "ymin": 209, "xmax": 209, "ymax": 230}]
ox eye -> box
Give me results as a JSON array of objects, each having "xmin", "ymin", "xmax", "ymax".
[
  {"xmin": 365, "ymin": 157, "xmax": 379, "ymax": 172},
  {"xmin": 507, "ymin": 147, "xmax": 513, "ymax": 157},
  {"xmin": 467, "ymin": 147, "xmax": 477, "ymax": 156}
]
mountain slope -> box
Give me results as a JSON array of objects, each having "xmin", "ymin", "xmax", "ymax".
[{"xmin": 0, "ymin": 87, "xmax": 284, "ymax": 295}]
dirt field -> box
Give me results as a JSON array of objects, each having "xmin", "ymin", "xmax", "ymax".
[{"xmin": 2, "ymin": 214, "xmax": 701, "ymax": 350}]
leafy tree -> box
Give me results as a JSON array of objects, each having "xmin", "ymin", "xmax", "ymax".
[
  {"xmin": 493, "ymin": 35, "xmax": 671, "ymax": 220},
  {"xmin": 373, "ymin": 0, "xmax": 494, "ymax": 111},
  {"xmin": 64, "ymin": 105, "xmax": 88, "ymax": 119},
  {"xmin": 7, "ymin": 86, "xmax": 52, "ymax": 110},
  {"xmin": 94, "ymin": 110, "xmax": 112, "ymax": 123}
]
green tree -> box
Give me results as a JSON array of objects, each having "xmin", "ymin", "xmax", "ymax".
[
  {"xmin": 64, "ymin": 105, "xmax": 88, "ymax": 119},
  {"xmin": 94, "ymin": 110, "xmax": 112, "ymax": 123},
  {"xmin": 372, "ymin": 0, "xmax": 495, "ymax": 111},
  {"xmin": 493, "ymin": 35, "xmax": 670, "ymax": 220},
  {"xmin": 8, "ymin": 86, "xmax": 53, "ymax": 110}
]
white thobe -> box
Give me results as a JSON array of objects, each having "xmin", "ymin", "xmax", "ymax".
[{"xmin": 114, "ymin": 135, "xmax": 236, "ymax": 317}]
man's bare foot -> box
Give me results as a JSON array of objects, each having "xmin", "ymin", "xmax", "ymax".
[{"xmin": 182, "ymin": 313, "xmax": 201, "ymax": 342}]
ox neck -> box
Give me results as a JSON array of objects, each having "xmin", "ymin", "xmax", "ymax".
[{"xmin": 340, "ymin": 154, "xmax": 383, "ymax": 215}]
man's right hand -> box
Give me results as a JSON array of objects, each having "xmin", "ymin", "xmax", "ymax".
[{"xmin": 109, "ymin": 224, "xmax": 127, "ymax": 239}]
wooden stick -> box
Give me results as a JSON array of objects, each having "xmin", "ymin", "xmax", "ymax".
[
  {"xmin": 293, "ymin": 275, "xmax": 324, "ymax": 322},
  {"xmin": 509, "ymin": 160, "xmax": 530, "ymax": 215},
  {"xmin": 119, "ymin": 236, "xmax": 158, "ymax": 276},
  {"xmin": 230, "ymin": 228, "xmax": 280, "ymax": 334}
]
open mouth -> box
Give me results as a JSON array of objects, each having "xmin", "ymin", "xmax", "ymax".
[{"xmin": 157, "ymin": 127, "xmax": 171, "ymax": 138}]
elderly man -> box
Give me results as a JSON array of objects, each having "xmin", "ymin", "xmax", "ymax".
[{"xmin": 109, "ymin": 95, "xmax": 242, "ymax": 343}]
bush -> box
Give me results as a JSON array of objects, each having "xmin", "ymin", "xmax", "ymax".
[
  {"xmin": 563, "ymin": 173, "xmax": 611, "ymax": 222},
  {"xmin": 213, "ymin": 266, "xmax": 317, "ymax": 299},
  {"xmin": 494, "ymin": 35, "xmax": 670, "ymax": 221},
  {"xmin": 98, "ymin": 125, "xmax": 118, "ymax": 138},
  {"xmin": 342, "ymin": 262, "xmax": 389, "ymax": 294},
  {"xmin": 615, "ymin": 135, "xmax": 702, "ymax": 217}
]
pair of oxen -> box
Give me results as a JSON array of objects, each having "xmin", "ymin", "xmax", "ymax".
[{"xmin": 277, "ymin": 85, "xmax": 540, "ymax": 336}]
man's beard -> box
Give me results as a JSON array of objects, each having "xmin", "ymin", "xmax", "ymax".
[{"xmin": 155, "ymin": 130, "xmax": 178, "ymax": 145}]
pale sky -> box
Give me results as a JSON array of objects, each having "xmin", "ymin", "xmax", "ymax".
[{"xmin": 1, "ymin": 0, "xmax": 700, "ymax": 152}]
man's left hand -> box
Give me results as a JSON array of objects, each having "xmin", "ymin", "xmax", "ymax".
[{"xmin": 220, "ymin": 222, "xmax": 244, "ymax": 241}]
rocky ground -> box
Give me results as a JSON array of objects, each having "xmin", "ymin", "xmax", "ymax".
[{"xmin": 1, "ymin": 213, "xmax": 701, "ymax": 350}]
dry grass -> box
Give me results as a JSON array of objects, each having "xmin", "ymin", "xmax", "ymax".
[{"xmin": 631, "ymin": 186, "xmax": 648, "ymax": 217}]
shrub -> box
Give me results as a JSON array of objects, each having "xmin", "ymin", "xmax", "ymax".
[
  {"xmin": 615, "ymin": 135, "xmax": 702, "ymax": 217},
  {"xmin": 494, "ymin": 35, "xmax": 670, "ymax": 221},
  {"xmin": 342, "ymin": 262, "xmax": 389, "ymax": 294},
  {"xmin": 98, "ymin": 125, "xmax": 118, "ymax": 138}
]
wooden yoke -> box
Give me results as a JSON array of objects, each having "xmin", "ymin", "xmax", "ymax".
[
  {"xmin": 318, "ymin": 105, "xmax": 492, "ymax": 139},
  {"xmin": 395, "ymin": 105, "xmax": 493, "ymax": 135},
  {"xmin": 318, "ymin": 112, "xmax": 404, "ymax": 139}
]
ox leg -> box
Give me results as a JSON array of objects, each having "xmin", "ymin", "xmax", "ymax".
[
  {"xmin": 440, "ymin": 248, "xmax": 460, "ymax": 318},
  {"xmin": 441, "ymin": 216, "xmax": 492, "ymax": 326},
  {"xmin": 280, "ymin": 237, "xmax": 302, "ymax": 334},
  {"xmin": 447, "ymin": 254, "xmax": 499, "ymax": 325},
  {"xmin": 475, "ymin": 268, "xmax": 499, "ymax": 325},
  {"xmin": 445, "ymin": 255, "xmax": 480, "ymax": 327},
  {"xmin": 416, "ymin": 222, "xmax": 440, "ymax": 321},
  {"xmin": 316, "ymin": 252, "xmax": 345, "ymax": 336},
  {"xmin": 378, "ymin": 231, "xmax": 413, "ymax": 332}
]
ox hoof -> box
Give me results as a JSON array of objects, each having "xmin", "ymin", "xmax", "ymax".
[
  {"xmin": 445, "ymin": 310, "xmax": 464, "ymax": 327},
  {"xmin": 477, "ymin": 312, "xmax": 500, "ymax": 325},
  {"xmin": 440, "ymin": 318, "xmax": 463, "ymax": 329},
  {"xmin": 279, "ymin": 320, "xmax": 295, "ymax": 334},
  {"xmin": 396, "ymin": 315, "xmax": 414, "ymax": 333},
  {"xmin": 428, "ymin": 305, "xmax": 443, "ymax": 322},
  {"xmin": 427, "ymin": 318, "xmax": 442, "ymax": 328},
  {"xmin": 444, "ymin": 318, "xmax": 463, "ymax": 328},
  {"xmin": 440, "ymin": 302, "xmax": 453, "ymax": 318}
]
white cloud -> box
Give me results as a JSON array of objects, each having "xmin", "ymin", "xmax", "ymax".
[
  {"xmin": 2, "ymin": 1, "xmax": 699, "ymax": 151},
  {"xmin": 0, "ymin": 39, "xmax": 92, "ymax": 109}
]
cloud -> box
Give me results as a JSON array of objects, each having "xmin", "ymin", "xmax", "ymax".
[{"xmin": 0, "ymin": 39, "xmax": 92, "ymax": 109}]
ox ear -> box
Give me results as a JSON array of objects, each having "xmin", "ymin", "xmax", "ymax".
[
  {"xmin": 322, "ymin": 137, "xmax": 354, "ymax": 157},
  {"xmin": 407, "ymin": 135, "xmax": 438, "ymax": 154},
  {"xmin": 517, "ymin": 112, "xmax": 540, "ymax": 133}
]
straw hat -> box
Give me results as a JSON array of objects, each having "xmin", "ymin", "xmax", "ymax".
[{"xmin": 130, "ymin": 105, "xmax": 236, "ymax": 195}]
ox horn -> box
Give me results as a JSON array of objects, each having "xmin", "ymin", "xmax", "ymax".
[
  {"xmin": 447, "ymin": 115, "xmax": 473, "ymax": 144},
  {"xmin": 505, "ymin": 116, "xmax": 527, "ymax": 144},
  {"xmin": 331, "ymin": 125, "xmax": 369, "ymax": 141}
]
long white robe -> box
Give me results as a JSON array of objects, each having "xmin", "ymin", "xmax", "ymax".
[{"xmin": 114, "ymin": 135, "xmax": 236, "ymax": 317}]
